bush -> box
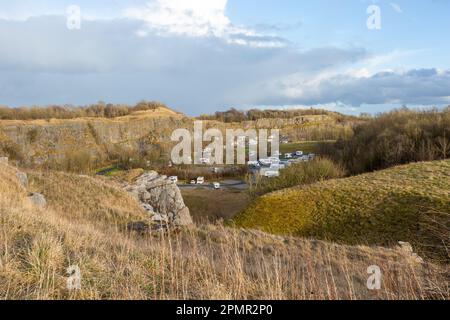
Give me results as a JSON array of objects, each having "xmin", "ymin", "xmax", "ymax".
[
  {"xmin": 320, "ymin": 107, "xmax": 450, "ymax": 174},
  {"xmin": 197, "ymin": 107, "xmax": 353, "ymax": 123},
  {"xmin": 247, "ymin": 158, "xmax": 345, "ymax": 197},
  {"xmin": 0, "ymin": 101, "xmax": 170, "ymax": 120}
]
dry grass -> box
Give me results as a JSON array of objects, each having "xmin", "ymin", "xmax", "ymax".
[
  {"xmin": 0, "ymin": 163, "xmax": 448, "ymax": 300},
  {"xmin": 182, "ymin": 189, "xmax": 251, "ymax": 223}
]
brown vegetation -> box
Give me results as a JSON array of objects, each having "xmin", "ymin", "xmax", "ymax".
[
  {"xmin": 0, "ymin": 162, "xmax": 447, "ymax": 300},
  {"xmin": 0, "ymin": 101, "xmax": 172, "ymax": 120},
  {"xmin": 198, "ymin": 107, "xmax": 355, "ymax": 123},
  {"xmin": 320, "ymin": 107, "xmax": 450, "ymax": 174},
  {"xmin": 247, "ymin": 158, "xmax": 345, "ymax": 197}
]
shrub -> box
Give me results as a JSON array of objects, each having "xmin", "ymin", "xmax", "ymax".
[
  {"xmin": 247, "ymin": 158, "xmax": 345, "ymax": 197},
  {"xmin": 320, "ymin": 107, "xmax": 450, "ymax": 174}
]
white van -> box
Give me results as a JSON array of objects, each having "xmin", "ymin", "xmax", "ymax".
[{"xmin": 169, "ymin": 176, "xmax": 178, "ymax": 183}]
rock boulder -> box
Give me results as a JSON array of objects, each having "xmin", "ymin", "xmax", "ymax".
[{"xmin": 126, "ymin": 171, "xmax": 193, "ymax": 228}]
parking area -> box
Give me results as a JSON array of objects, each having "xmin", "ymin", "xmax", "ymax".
[{"xmin": 178, "ymin": 179, "xmax": 248, "ymax": 190}]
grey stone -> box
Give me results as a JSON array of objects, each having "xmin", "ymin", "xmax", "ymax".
[
  {"xmin": 127, "ymin": 221, "xmax": 149, "ymax": 234},
  {"xmin": 16, "ymin": 172, "xmax": 28, "ymax": 187},
  {"xmin": 126, "ymin": 171, "xmax": 193, "ymax": 228},
  {"xmin": 29, "ymin": 193, "xmax": 47, "ymax": 208},
  {"xmin": 152, "ymin": 213, "xmax": 169, "ymax": 223}
]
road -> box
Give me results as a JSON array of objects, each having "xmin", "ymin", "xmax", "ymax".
[{"xmin": 178, "ymin": 179, "xmax": 248, "ymax": 190}]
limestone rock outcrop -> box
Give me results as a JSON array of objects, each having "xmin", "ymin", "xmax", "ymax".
[{"xmin": 126, "ymin": 171, "xmax": 193, "ymax": 229}]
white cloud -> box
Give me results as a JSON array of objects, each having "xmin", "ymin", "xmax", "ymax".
[
  {"xmin": 125, "ymin": 0, "xmax": 285, "ymax": 47},
  {"xmin": 126, "ymin": 0, "xmax": 230, "ymax": 37}
]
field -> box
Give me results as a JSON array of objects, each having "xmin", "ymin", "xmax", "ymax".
[
  {"xmin": 182, "ymin": 188, "xmax": 251, "ymax": 223},
  {"xmin": 235, "ymin": 160, "xmax": 450, "ymax": 262},
  {"xmin": 1, "ymin": 161, "xmax": 447, "ymax": 299}
]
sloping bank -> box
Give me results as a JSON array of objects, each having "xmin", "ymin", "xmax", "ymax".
[{"xmin": 234, "ymin": 160, "xmax": 450, "ymax": 262}]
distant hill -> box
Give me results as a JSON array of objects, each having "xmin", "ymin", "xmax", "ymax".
[{"xmin": 235, "ymin": 160, "xmax": 450, "ymax": 262}]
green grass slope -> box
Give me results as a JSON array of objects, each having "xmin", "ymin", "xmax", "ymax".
[{"xmin": 235, "ymin": 160, "xmax": 450, "ymax": 261}]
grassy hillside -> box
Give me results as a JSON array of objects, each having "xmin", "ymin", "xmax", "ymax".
[
  {"xmin": 1, "ymin": 162, "xmax": 447, "ymax": 299},
  {"xmin": 235, "ymin": 160, "xmax": 450, "ymax": 262}
]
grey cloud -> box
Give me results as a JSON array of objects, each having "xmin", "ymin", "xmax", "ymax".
[
  {"xmin": 0, "ymin": 16, "xmax": 368, "ymax": 114},
  {"xmin": 280, "ymin": 69, "xmax": 450, "ymax": 106}
]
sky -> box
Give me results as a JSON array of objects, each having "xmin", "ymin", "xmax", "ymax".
[{"xmin": 0, "ymin": 0, "xmax": 449, "ymax": 115}]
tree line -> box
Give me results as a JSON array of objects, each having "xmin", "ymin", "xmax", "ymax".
[
  {"xmin": 320, "ymin": 107, "xmax": 450, "ymax": 174},
  {"xmin": 197, "ymin": 107, "xmax": 353, "ymax": 123},
  {"xmin": 0, "ymin": 101, "xmax": 168, "ymax": 120}
]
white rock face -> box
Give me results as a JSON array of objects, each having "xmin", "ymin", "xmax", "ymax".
[{"xmin": 126, "ymin": 171, "xmax": 193, "ymax": 227}]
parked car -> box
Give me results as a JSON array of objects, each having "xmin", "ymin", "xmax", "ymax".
[
  {"xmin": 169, "ymin": 176, "xmax": 178, "ymax": 183},
  {"xmin": 295, "ymin": 151, "xmax": 303, "ymax": 156},
  {"xmin": 285, "ymin": 153, "xmax": 293, "ymax": 159},
  {"xmin": 213, "ymin": 182, "xmax": 221, "ymax": 190},
  {"xmin": 301, "ymin": 155, "xmax": 310, "ymax": 161},
  {"xmin": 190, "ymin": 179, "xmax": 197, "ymax": 185},
  {"xmin": 259, "ymin": 159, "xmax": 272, "ymax": 166},
  {"xmin": 197, "ymin": 177, "xmax": 205, "ymax": 184}
]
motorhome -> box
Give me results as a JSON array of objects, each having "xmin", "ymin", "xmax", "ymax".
[{"xmin": 259, "ymin": 159, "xmax": 272, "ymax": 166}]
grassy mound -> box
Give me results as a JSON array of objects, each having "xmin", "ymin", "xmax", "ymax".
[{"xmin": 235, "ymin": 160, "xmax": 450, "ymax": 262}]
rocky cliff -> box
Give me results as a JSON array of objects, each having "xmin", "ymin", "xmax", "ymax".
[{"xmin": 0, "ymin": 108, "xmax": 192, "ymax": 167}]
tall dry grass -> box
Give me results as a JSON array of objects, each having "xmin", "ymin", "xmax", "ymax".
[{"xmin": 0, "ymin": 163, "xmax": 448, "ymax": 300}]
